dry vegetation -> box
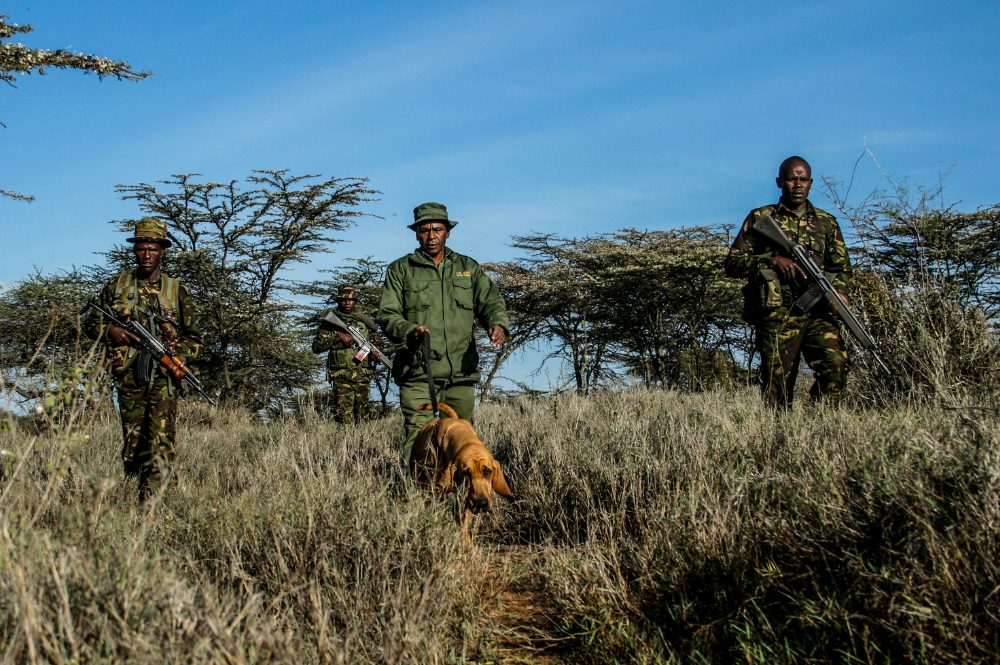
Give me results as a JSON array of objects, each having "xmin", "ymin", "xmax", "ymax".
[{"xmin": 1, "ymin": 386, "xmax": 998, "ymax": 663}]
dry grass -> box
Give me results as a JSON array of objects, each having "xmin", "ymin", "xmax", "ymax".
[{"xmin": 2, "ymin": 387, "xmax": 998, "ymax": 663}]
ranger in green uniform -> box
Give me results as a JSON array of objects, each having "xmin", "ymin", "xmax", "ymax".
[
  {"xmin": 84, "ymin": 218, "xmax": 203, "ymax": 498},
  {"xmin": 725, "ymin": 156, "xmax": 853, "ymax": 406},
  {"xmin": 377, "ymin": 202, "xmax": 510, "ymax": 463},
  {"xmin": 312, "ymin": 285, "xmax": 381, "ymax": 423}
]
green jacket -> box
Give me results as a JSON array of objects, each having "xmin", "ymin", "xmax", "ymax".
[
  {"xmin": 312, "ymin": 309, "xmax": 379, "ymax": 382},
  {"xmin": 377, "ymin": 247, "xmax": 510, "ymax": 385},
  {"xmin": 725, "ymin": 201, "xmax": 852, "ymax": 322}
]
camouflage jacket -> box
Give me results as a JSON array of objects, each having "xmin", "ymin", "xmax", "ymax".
[
  {"xmin": 377, "ymin": 247, "xmax": 510, "ymax": 385},
  {"xmin": 83, "ymin": 270, "xmax": 203, "ymax": 383},
  {"xmin": 725, "ymin": 201, "xmax": 852, "ymax": 321},
  {"xmin": 312, "ymin": 309, "xmax": 379, "ymax": 382}
]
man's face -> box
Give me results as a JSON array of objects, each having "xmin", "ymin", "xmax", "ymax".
[
  {"xmin": 338, "ymin": 298, "xmax": 356, "ymax": 314},
  {"xmin": 133, "ymin": 241, "xmax": 164, "ymax": 274},
  {"xmin": 415, "ymin": 222, "xmax": 450, "ymax": 256},
  {"xmin": 776, "ymin": 162, "xmax": 813, "ymax": 208}
]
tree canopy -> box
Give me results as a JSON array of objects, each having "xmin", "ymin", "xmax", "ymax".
[{"xmin": 107, "ymin": 171, "xmax": 380, "ymax": 411}]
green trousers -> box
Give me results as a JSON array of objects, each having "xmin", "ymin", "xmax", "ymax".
[{"xmin": 398, "ymin": 380, "xmax": 476, "ymax": 464}]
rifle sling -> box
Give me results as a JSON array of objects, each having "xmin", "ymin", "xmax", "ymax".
[{"xmin": 423, "ymin": 331, "xmax": 440, "ymax": 420}]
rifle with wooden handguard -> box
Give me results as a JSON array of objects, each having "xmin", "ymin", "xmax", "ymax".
[
  {"xmin": 81, "ymin": 299, "xmax": 217, "ymax": 404},
  {"xmin": 752, "ymin": 212, "xmax": 892, "ymax": 375}
]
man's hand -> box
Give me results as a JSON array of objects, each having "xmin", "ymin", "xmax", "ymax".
[
  {"xmin": 829, "ymin": 292, "xmax": 850, "ymax": 315},
  {"xmin": 488, "ymin": 325, "xmax": 506, "ymax": 348},
  {"xmin": 338, "ymin": 332, "xmax": 356, "ymax": 348},
  {"xmin": 168, "ymin": 356, "xmax": 188, "ymax": 381},
  {"xmin": 770, "ymin": 255, "xmax": 807, "ymax": 281},
  {"xmin": 413, "ymin": 324, "xmax": 430, "ymax": 340},
  {"xmin": 107, "ymin": 324, "xmax": 141, "ymax": 347}
]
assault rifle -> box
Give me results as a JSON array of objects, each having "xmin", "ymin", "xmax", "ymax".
[
  {"xmin": 752, "ymin": 212, "xmax": 892, "ymax": 375},
  {"xmin": 81, "ymin": 299, "xmax": 217, "ymax": 405},
  {"xmin": 322, "ymin": 311, "xmax": 393, "ymax": 372}
]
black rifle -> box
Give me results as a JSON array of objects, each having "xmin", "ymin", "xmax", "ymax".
[
  {"xmin": 422, "ymin": 330, "xmax": 440, "ymax": 419},
  {"xmin": 322, "ymin": 311, "xmax": 393, "ymax": 372},
  {"xmin": 81, "ymin": 299, "xmax": 216, "ymax": 404},
  {"xmin": 752, "ymin": 212, "xmax": 892, "ymax": 375}
]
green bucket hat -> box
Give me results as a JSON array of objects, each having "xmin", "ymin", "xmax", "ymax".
[
  {"xmin": 126, "ymin": 217, "xmax": 172, "ymax": 248},
  {"xmin": 335, "ymin": 285, "xmax": 358, "ymax": 301},
  {"xmin": 408, "ymin": 202, "xmax": 457, "ymax": 231}
]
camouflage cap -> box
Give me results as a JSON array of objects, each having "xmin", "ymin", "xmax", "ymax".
[
  {"xmin": 126, "ymin": 217, "xmax": 172, "ymax": 248},
  {"xmin": 408, "ymin": 202, "xmax": 457, "ymax": 230},
  {"xmin": 335, "ymin": 285, "xmax": 358, "ymax": 301}
]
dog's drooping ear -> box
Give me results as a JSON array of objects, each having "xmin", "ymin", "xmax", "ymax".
[
  {"xmin": 434, "ymin": 462, "xmax": 456, "ymax": 494},
  {"xmin": 491, "ymin": 462, "xmax": 514, "ymax": 499}
]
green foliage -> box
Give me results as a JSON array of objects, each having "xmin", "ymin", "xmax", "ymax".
[
  {"xmin": 0, "ymin": 267, "xmax": 107, "ymax": 405},
  {"xmin": 837, "ymin": 179, "xmax": 1000, "ymax": 319},
  {"xmin": 108, "ymin": 171, "xmax": 380, "ymax": 411},
  {"xmin": 575, "ymin": 227, "xmax": 745, "ymax": 390},
  {"xmin": 477, "ymin": 262, "xmax": 549, "ymax": 401},
  {"xmin": 491, "ymin": 227, "xmax": 746, "ymax": 393},
  {"xmin": 823, "ymin": 175, "xmax": 1000, "ymax": 402}
]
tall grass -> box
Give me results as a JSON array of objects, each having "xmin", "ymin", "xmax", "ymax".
[
  {"xmin": 2, "ymin": 386, "xmax": 997, "ymax": 663},
  {"xmin": 479, "ymin": 389, "xmax": 999, "ymax": 662}
]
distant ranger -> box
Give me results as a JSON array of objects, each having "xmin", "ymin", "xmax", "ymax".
[
  {"xmin": 84, "ymin": 218, "xmax": 203, "ymax": 499},
  {"xmin": 377, "ymin": 203, "xmax": 510, "ymax": 463},
  {"xmin": 312, "ymin": 285, "xmax": 381, "ymax": 423},
  {"xmin": 725, "ymin": 157, "xmax": 853, "ymax": 406}
]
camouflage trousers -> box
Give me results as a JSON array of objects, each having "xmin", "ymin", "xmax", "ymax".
[
  {"xmin": 756, "ymin": 307, "xmax": 848, "ymax": 407},
  {"xmin": 331, "ymin": 378, "xmax": 371, "ymax": 424},
  {"xmin": 115, "ymin": 372, "xmax": 177, "ymax": 497}
]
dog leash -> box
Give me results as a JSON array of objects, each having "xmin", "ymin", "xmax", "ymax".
[{"xmin": 423, "ymin": 330, "xmax": 440, "ymax": 420}]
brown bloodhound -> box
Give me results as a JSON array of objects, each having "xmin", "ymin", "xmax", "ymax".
[{"xmin": 410, "ymin": 403, "xmax": 513, "ymax": 539}]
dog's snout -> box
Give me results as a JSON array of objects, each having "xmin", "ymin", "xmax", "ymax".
[{"xmin": 471, "ymin": 497, "xmax": 490, "ymax": 513}]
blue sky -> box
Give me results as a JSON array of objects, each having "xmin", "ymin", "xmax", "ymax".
[{"xmin": 1, "ymin": 0, "xmax": 998, "ymax": 289}]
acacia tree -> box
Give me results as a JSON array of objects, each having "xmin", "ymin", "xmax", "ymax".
[
  {"xmin": 1, "ymin": 14, "xmax": 150, "ymax": 201},
  {"xmin": 822, "ymin": 175, "xmax": 1000, "ymax": 399},
  {"xmin": 499, "ymin": 234, "xmax": 618, "ymax": 394},
  {"xmin": 826, "ymin": 179, "xmax": 1000, "ymax": 319},
  {"xmin": 494, "ymin": 228, "xmax": 745, "ymax": 394},
  {"xmin": 477, "ymin": 262, "xmax": 549, "ymax": 400},
  {"xmin": 108, "ymin": 171, "xmax": 379, "ymax": 410},
  {"xmin": 0, "ymin": 267, "xmax": 107, "ymax": 407},
  {"xmin": 574, "ymin": 228, "xmax": 745, "ymax": 389}
]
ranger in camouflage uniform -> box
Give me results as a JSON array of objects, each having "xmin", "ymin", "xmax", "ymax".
[
  {"xmin": 84, "ymin": 218, "xmax": 203, "ymax": 498},
  {"xmin": 312, "ymin": 285, "xmax": 381, "ymax": 423},
  {"xmin": 725, "ymin": 156, "xmax": 852, "ymax": 407},
  {"xmin": 377, "ymin": 202, "xmax": 510, "ymax": 464}
]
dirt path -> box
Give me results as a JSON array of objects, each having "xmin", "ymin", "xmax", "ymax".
[{"xmin": 482, "ymin": 546, "xmax": 571, "ymax": 664}]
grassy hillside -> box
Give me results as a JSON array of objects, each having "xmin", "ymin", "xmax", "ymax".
[{"xmin": 1, "ymin": 388, "xmax": 997, "ymax": 663}]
